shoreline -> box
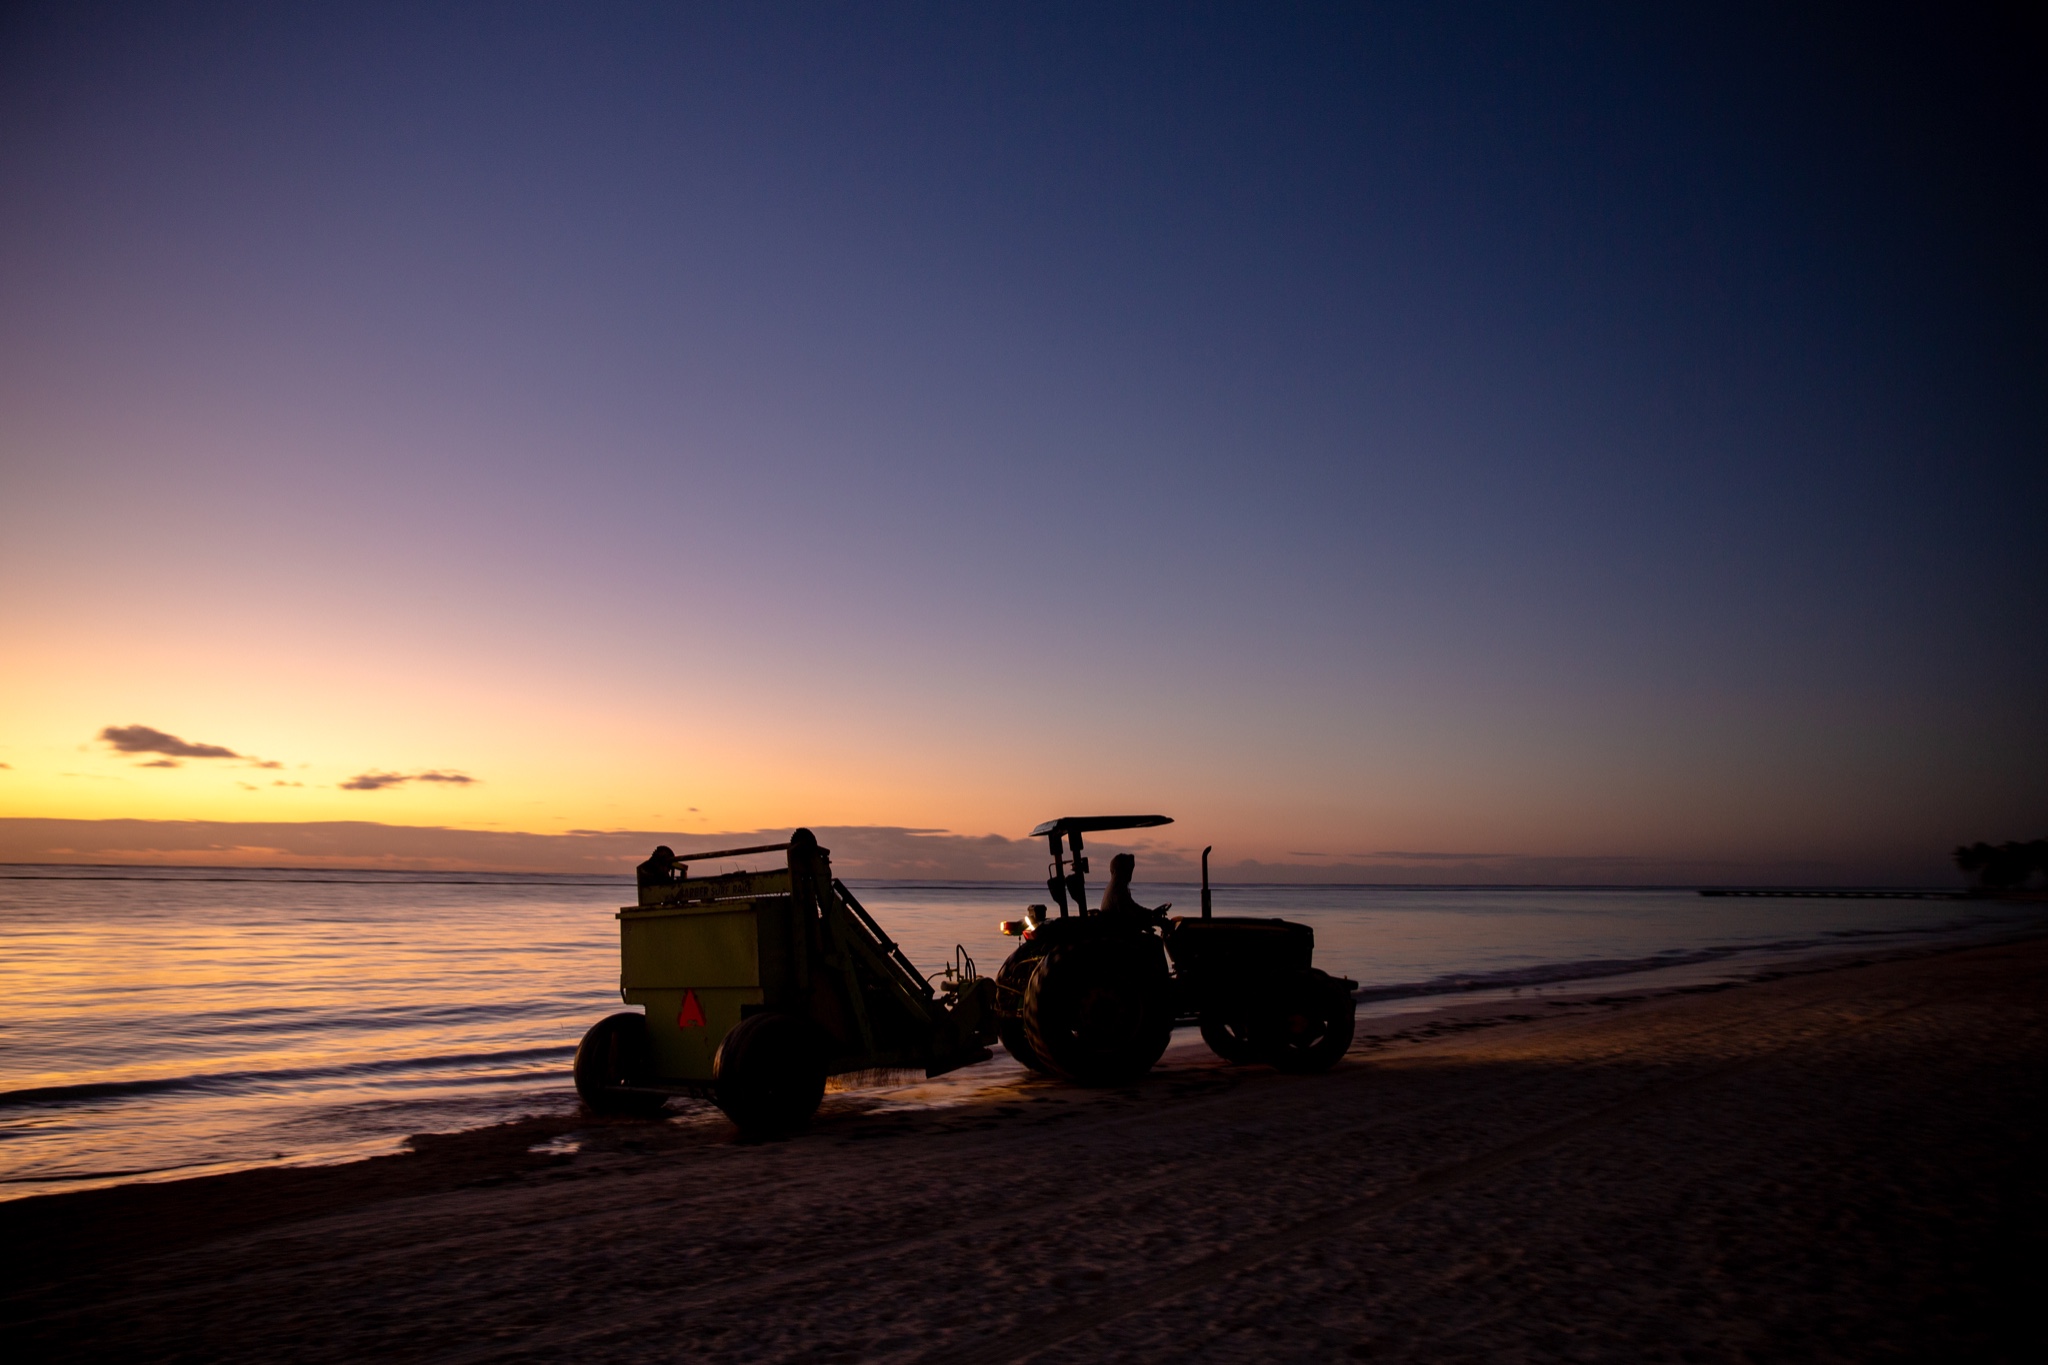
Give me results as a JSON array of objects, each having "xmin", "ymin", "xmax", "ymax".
[
  {"xmin": 0, "ymin": 923, "xmax": 2014, "ymax": 1208},
  {"xmin": 9, "ymin": 917, "xmax": 2036, "ymax": 1209},
  {"xmin": 8, "ymin": 929, "xmax": 2039, "ymax": 1203},
  {"xmin": 5, "ymin": 932, "xmax": 2041, "ymax": 1296}
]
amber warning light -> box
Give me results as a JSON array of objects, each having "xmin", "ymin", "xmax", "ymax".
[{"xmin": 999, "ymin": 904, "xmax": 1049, "ymax": 938}]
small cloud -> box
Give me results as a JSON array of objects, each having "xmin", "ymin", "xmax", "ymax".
[
  {"xmin": 1288, "ymin": 851, "xmax": 1331, "ymax": 857},
  {"xmin": 249, "ymin": 760, "xmax": 283, "ymax": 770},
  {"xmin": 272, "ymin": 780, "xmax": 304, "ymax": 788},
  {"xmin": 100, "ymin": 724, "xmax": 241, "ymax": 760},
  {"xmin": 237, "ymin": 781, "xmax": 258, "ymax": 791},
  {"xmin": 688, "ymin": 807, "xmax": 699, "ymax": 812},
  {"xmin": 139, "ymin": 759, "xmax": 181, "ymax": 769},
  {"xmin": 341, "ymin": 769, "xmax": 478, "ymax": 792},
  {"xmin": 0, "ymin": 761, "xmax": 11, "ymax": 769}
]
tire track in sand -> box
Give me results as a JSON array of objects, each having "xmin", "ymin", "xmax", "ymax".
[
  {"xmin": 422, "ymin": 995, "xmax": 1861, "ymax": 1365},
  {"xmin": 933, "ymin": 995, "xmax": 1933, "ymax": 1365}
]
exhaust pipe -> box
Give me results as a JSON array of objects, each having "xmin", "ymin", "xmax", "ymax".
[{"xmin": 1201, "ymin": 846, "xmax": 1212, "ymax": 919}]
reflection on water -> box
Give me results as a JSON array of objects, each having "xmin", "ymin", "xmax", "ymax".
[{"xmin": 0, "ymin": 865, "xmax": 2029, "ymax": 1199}]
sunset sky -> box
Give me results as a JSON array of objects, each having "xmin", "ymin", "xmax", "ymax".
[{"xmin": 2, "ymin": 4, "xmax": 2041, "ymax": 881}]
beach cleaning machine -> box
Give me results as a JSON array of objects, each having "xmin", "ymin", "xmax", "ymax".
[
  {"xmin": 573, "ymin": 828, "xmax": 997, "ymax": 1137},
  {"xmin": 574, "ymin": 817, "xmax": 1357, "ymax": 1138}
]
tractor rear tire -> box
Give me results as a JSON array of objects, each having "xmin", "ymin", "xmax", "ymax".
[
  {"xmin": 1199, "ymin": 1014, "xmax": 1262, "ymax": 1064},
  {"xmin": 995, "ymin": 1015, "xmax": 1043, "ymax": 1073},
  {"xmin": 573, "ymin": 1012, "xmax": 669, "ymax": 1117},
  {"xmin": 1022, "ymin": 941, "xmax": 1173, "ymax": 1086},
  {"xmin": 1264, "ymin": 971, "xmax": 1356, "ymax": 1075},
  {"xmin": 714, "ymin": 1011, "xmax": 827, "ymax": 1140},
  {"xmin": 995, "ymin": 951, "xmax": 1054, "ymax": 1075}
]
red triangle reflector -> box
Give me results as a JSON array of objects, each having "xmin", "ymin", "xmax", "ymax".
[{"xmin": 677, "ymin": 990, "xmax": 707, "ymax": 1029}]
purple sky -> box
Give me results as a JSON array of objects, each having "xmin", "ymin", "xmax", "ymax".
[{"xmin": 1, "ymin": 4, "xmax": 2042, "ymax": 880}]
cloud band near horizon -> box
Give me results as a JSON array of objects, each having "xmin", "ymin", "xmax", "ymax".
[{"xmin": 0, "ymin": 818, "xmax": 1967, "ymax": 887}]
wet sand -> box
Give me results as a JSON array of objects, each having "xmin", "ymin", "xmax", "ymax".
[{"xmin": 4, "ymin": 937, "xmax": 2042, "ymax": 1363}]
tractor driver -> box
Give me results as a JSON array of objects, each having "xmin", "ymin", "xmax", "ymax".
[
  {"xmin": 1099, "ymin": 851, "xmax": 1163, "ymax": 923},
  {"xmin": 636, "ymin": 845, "xmax": 684, "ymax": 889}
]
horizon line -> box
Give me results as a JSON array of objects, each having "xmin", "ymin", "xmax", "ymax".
[{"xmin": 0, "ymin": 858, "xmax": 1970, "ymax": 893}]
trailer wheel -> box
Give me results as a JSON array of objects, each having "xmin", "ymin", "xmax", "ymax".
[
  {"xmin": 1198, "ymin": 1014, "xmax": 1262, "ymax": 1064},
  {"xmin": 713, "ymin": 1011, "xmax": 827, "ymax": 1139},
  {"xmin": 1264, "ymin": 971, "xmax": 1356, "ymax": 1075},
  {"xmin": 573, "ymin": 1012, "xmax": 668, "ymax": 1117},
  {"xmin": 1022, "ymin": 941, "xmax": 1173, "ymax": 1086}
]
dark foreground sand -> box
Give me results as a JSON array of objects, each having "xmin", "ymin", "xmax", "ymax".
[{"xmin": 5, "ymin": 938, "xmax": 2044, "ymax": 1363}]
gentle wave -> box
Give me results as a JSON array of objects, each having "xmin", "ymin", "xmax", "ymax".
[
  {"xmin": 1347, "ymin": 920, "xmax": 2011, "ymax": 1003},
  {"xmin": 0, "ymin": 1045, "xmax": 577, "ymax": 1110},
  {"xmin": 36, "ymin": 999, "xmax": 594, "ymax": 1041},
  {"xmin": 0, "ymin": 1158, "xmax": 230, "ymax": 1184}
]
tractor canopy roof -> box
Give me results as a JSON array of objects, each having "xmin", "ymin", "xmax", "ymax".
[{"xmin": 1028, "ymin": 815, "xmax": 1174, "ymax": 838}]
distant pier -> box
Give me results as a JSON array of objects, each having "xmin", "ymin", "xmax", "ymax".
[{"xmin": 1698, "ymin": 888, "xmax": 1965, "ymax": 900}]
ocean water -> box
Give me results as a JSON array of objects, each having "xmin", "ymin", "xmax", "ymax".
[{"xmin": 1, "ymin": 864, "xmax": 2035, "ymax": 1201}]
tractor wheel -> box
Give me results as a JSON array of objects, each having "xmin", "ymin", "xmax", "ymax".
[
  {"xmin": 996, "ymin": 1013, "xmax": 1055, "ymax": 1075},
  {"xmin": 995, "ymin": 951, "xmax": 1054, "ymax": 1075},
  {"xmin": 1022, "ymin": 941, "xmax": 1173, "ymax": 1086},
  {"xmin": 1198, "ymin": 1013, "xmax": 1263, "ymax": 1064},
  {"xmin": 1264, "ymin": 971, "xmax": 1356, "ymax": 1075},
  {"xmin": 713, "ymin": 1011, "xmax": 827, "ymax": 1139},
  {"xmin": 573, "ymin": 1012, "xmax": 669, "ymax": 1117}
]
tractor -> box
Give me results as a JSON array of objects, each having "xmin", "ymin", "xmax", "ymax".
[{"xmin": 989, "ymin": 815, "xmax": 1357, "ymax": 1084}]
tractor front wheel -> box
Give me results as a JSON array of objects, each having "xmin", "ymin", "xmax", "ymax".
[
  {"xmin": 1263, "ymin": 971, "xmax": 1356, "ymax": 1075},
  {"xmin": 1198, "ymin": 1013, "xmax": 1262, "ymax": 1064},
  {"xmin": 714, "ymin": 1011, "xmax": 827, "ymax": 1139},
  {"xmin": 1022, "ymin": 941, "xmax": 1173, "ymax": 1086},
  {"xmin": 573, "ymin": 1012, "xmax": 669, "ymax": 1117}
]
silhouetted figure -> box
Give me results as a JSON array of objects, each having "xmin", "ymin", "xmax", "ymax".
[
  {"xmin": 1099, "ymin": 851, "xmax": 1160, "ymax": 921},
  {"xmin": 637, "ymin": 845, "xmax": 684, "ymax": 889}
]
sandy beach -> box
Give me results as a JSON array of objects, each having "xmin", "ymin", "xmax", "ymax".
[{"xmin": 5, "ymin": 936, "xmax": 2041, "ymax": 1363}]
